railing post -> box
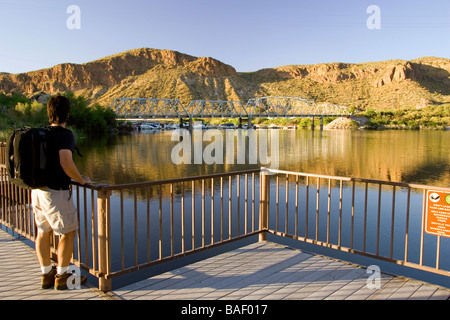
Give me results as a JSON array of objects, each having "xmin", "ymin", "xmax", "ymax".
[
  {"xmin": 259, "ymin": 169, "xmax": 270, "ymax": 242},
  {"xmin": 97, "ymin": 186, "xmax": 112, "ymax": 292}
]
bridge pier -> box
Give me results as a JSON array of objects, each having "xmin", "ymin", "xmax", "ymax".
[
  {"xmin": 311, "ymin": 117, "xmax": 324, "ymax": 131},
  {"xmin": 237, "ymin": 117, "xmax": 253, "ymax": 129}
]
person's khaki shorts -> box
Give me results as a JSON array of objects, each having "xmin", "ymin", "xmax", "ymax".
[{"xmin": 32, "ymin": 188, "xmax": 78, "ymax": 235}]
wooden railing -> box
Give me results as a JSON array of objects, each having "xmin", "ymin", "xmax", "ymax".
[
  {"xmin": 0, "ymin": 165, "xmax": 263, "ymax": 291},
  {"xmin": 261, "ymin": 168, "xmax": 450, "ymax": 279},
  {"xmin": 1, "ymin": 162, "xmax": 449, "ymax": 291}
]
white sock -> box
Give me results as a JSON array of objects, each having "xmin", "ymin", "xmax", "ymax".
[
  {"xmin": 57, "ymin": 266, "xmax": 69, "ymax": 275},
  {"xmin": 41, "ymin": 265, "xmax": 53, "ymax": 274}
]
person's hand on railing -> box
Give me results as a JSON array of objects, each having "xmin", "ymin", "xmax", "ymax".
[
  {"xmin": 71, "ymin": 176, "xmax": 97, "ymax": 188},
  {"xmin": 81, "ymin": 175, "xmax": 92, "ymax": 186}
]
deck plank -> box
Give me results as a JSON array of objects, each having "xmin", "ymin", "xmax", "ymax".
[
  {"xmin": 0, "ymin": 228, "xmax": 112, "ymax": 300},
  {"xmin": 113, "ymin": 242, "xmax": 450, "ymax": 300}
]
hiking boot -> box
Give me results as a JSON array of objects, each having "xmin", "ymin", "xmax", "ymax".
[
  {"xmin": 41, "ymin": 266, "xmax": 57, "ymax": 289},
  {"xmin": 55, "ymin": 271, "xmax": 87, "ymax": 290}
]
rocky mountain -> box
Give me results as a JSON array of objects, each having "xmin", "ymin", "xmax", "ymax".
[{"xmin": 0, "ymin": 48, "xmax": 449, "ymax": 110}]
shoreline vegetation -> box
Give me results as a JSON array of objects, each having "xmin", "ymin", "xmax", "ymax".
[
  {"xmin": 1, "ymin": 92, "xmax": 449, "ymax": 141},
  {"xmin": 0, "ymin": 92, "xmax": 116, "ymax": 141}
]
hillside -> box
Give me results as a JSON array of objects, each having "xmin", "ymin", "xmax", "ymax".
[{"xmin": 0, "ymin": 48, "xmax": 449, "ymax": 110}]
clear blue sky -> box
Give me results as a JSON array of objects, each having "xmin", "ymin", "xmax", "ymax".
[{"xmin": 0, "ymin": 0, "xmax": 449, "ymax": 74}]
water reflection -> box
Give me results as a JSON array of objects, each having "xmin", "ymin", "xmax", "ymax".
[{"xmin": 75, "ymin": 129, "xmax": 450, "ymax": 187}]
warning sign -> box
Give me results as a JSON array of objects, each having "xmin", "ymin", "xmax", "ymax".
[{"xmin": 425, "ymin": 190, "xmax": 450, "ymax": 238}]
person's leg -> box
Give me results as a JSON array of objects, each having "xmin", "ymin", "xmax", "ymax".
[
  {"xmin": 56, "ymin": 230, "xmax": 76, "ymax": 273},
  {"xmin": 35, "ymin": 230, "xmax": 57, "ymax": 288},
  {"xmin": 55, "ymin": 229, "xmax": 87, "ymax": 290},
  {"xmin": 33, "ymin": 189, "xmax": 53, "ymax": 271},
  {"xmin": 35, "ymin": 230, "xmax": 52, "ymax": 269}
]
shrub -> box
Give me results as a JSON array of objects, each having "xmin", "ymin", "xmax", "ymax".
[
  {"xmin": 0, "ymin": 92, "xmax": 117, "ymax": 136},
  {"xmin": 63, "ymin": 93, "xmax": 117, "ymax": 134}
]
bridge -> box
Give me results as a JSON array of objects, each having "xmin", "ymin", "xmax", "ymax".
[{"xmin": 108, "ymin": 96, "xmax": 350, "ymax": 119}]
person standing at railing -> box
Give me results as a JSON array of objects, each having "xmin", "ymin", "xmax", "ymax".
[{"xmin": 31, "ymin": 95, "xmax": 91, "ymax": 290}]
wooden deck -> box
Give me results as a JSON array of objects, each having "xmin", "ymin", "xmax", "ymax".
[
  {"xmin": 0, "ymin": 228, "xmax": 113, "ymax": 300},
  {"xmin": 1, "ymin": 228, "xmax": 449, "ymax": 301},
  {"xmin": 113, "ymin": 241, "xmax": 450, "ymax": 300}
]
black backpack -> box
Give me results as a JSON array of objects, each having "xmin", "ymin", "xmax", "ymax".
[{"xmin": 6, "ymin": 127, "xmax": 51, "ymax": 189}]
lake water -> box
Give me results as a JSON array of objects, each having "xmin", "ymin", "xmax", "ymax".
[{"xmin": 75, "ymin": 129, "xmax": 450, "ymax": 187}]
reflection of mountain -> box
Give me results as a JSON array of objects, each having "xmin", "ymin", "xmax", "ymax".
[
  {"xmin": 75, "ymin": 131, "xmax": 450, "ymax": 188},
  {"xmin": 278, "ymin": 130, "xmax": 450, "ymax": 186}
]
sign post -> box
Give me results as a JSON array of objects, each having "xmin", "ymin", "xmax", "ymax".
[{"xmin": 425, "ymin": 190, "xmax": 450, "ymax": 238}]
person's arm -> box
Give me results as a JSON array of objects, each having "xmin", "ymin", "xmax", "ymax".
[{"xmin": 59, "ymin": 149, "xmax": 89, "ymax": 185}]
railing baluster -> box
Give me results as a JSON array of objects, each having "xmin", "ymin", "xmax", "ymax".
[
  {"xmin": 159, "ymin": 184, "xmax": 163, "ymax": 259},
  {"xmin": 259, "ymin": 170, "xmax": 269, "ymax": 242},
  {"xmin": 134, "ymin": 188, "xmax": 138, "ymax": 267},
  {"xmin": 376, "ymin": 184, "xmax": 382, "ymax": 256},
  {"xmin": 97, "ymin": 187, "xmax": 112, "ymax": 292},
  {"xmin": 390, "ymin": 186, "xmax": 396, "ymax": 259},
  {"xmin": 363, "ymin": 182, "xmax": 368, "ymax": 252},
  {"xmin": 351, "ymin": 180, "xmax": 355, "ymax": 250},
  {"xmin": 170, "ymin": 183, "xmax": 174, "ymax": 257},
  {"xmin": 228, "ymin": 176, "xmax": 232, "ymax": 239},
  {"xmin": 404, "ymin": 187, "xmax": 411, "ymax": 263},
  {"xmin": 327, "ymin": 179, "xmax": 331, "ymax": 245},
  {"xmin": 120, "ymin": 190, "xmax": 124, "ymax": 270},
  {"xmin": 276, "ymin": 175, "xmax": 279, "ymax": 232},
  {"xmin": 147, "ymin": 187, "xmax": 151, "ymax": 263},
  {"xmin": 211, "ymin": 178, "xmax": 214, "ymax": 244},
  {"xmin": 252, "ymin": 173, "xmax": 255, "ymax": 233},
  {"xmin": 285, "ymin": 174, "xmax": 289, "ymax": 235},
  {"xmin": 220, "ymin": 177, "xmax": 223, "ymax": 242},
  {"xmin": 82, "ymin": 186, "xmax": 87, "ymax": 267},
  {"xmin": 295, "ymin": 175, "xmax": 299, "ymax": 238},
  {"xmin": 305, "ymin": 176, "xmax": 309, "ymax": 240},
  {"xmin": 91, "ymin": 188, "xmax": 97, "ymax": 273},
  {"xmin": 181, "ymin": 182, "xmax": 185, "ymax": 253},
  {"xmin": 316, "ymin": 177, "xmax": 320, "ymax": 242},
  {"xmin": 202, "ymin": 179, "xmax": 205, "ymax": 248},
  {"xmin": 244, "ymin": 174, "xmax": 248, "ymax": 235},
  {"xmin": 237, "ymin": 174, "xmax": 240, "ymax": 237},
  {"xmin": 192, "ymin": 180, "xmax": 195, "ymax": 250},
  {"xmin": 338, "ymin": 180, "xmax": 343, "ymax": 248},
  {"xmin": 436, "ymin": 236, "xmax": 441, "ymax": 271},
  {"xmin": 419, "ymin": 189, "xmax": 426, "ymax": 267}
]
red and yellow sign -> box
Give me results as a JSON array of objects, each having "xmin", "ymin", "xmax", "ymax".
[{"xmin": 425, "ymin": 190, "xmax": 450, "ymax": 238}]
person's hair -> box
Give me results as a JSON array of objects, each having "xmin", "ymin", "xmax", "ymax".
[{"xmin": 47, "ymin": 96, "xmax": 70, "ymax": 124}]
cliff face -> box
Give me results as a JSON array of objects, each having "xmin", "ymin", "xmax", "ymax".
[
  {"xmin": 0, "ymin": 49, "xmax": 235, "ymax": 94},
  {"xmin": 251, "ymin": 59, "xmax": 450, "ymax": 89},
  {"xmin": 245, "ymin": 57, "xmax": 450, "ymax": 109},
  {"xmin": 0, "ymin": 48, "xmax": 449, "ymax": 110}
]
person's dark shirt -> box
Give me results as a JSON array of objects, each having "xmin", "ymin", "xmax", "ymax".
[{"xmin": 46, "ymin": 126, "xmax": 75, "ymax": 190}]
